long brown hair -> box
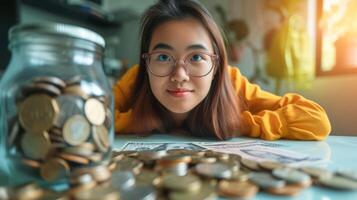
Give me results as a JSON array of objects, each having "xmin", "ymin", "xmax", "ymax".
[{"xmin": 127, "ymin": 0, "xmax": 246, "ymax": 140}]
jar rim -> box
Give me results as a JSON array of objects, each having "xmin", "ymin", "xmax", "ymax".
[{"xmin": 9, "ymin": 23, "xmax": 105, "ymax": 48}]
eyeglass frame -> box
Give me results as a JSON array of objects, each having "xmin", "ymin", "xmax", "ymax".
[{"xmin": 142, "ymin": 51, "xmax": 219, "ymax": 77}]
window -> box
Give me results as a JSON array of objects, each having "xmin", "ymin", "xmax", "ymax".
[{"xmin": 316, "ymin": 0, "xmax": 357, "ymax": 76}]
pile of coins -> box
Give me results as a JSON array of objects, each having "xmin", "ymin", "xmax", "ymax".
[
  {"xmin": 3, "ymin": 148, "xmax": 357, "ymax": 200},
  {"xmin": 7, "ymin": 76, "xmax": 113, "ymax": 182}
]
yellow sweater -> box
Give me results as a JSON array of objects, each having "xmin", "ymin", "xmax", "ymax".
[{"xmin": 113, "ymin": 65, "xmax": 331, "ymax": 140}]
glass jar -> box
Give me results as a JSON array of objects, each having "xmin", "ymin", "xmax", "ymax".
[{"xmin": 0, "ymin": 23, "xmax": 113, "ymax": 186}]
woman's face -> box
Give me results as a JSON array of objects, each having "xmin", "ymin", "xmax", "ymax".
[{"xmin": 147, "ymin": 19, "xmax": 216, "ymax": 118}]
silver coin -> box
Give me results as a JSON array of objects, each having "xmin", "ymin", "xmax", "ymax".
[
  {"xmin": 162, "ymin": 162, "xmax": 189, "ymax": 176},
  {"xmin": 250, "ymin": 172, "xmax": 286, "ymax": 189},
  {"xmin": 195, "ymin": 163, "xmax": 232, "ymax": 179},
  {"xmin": 69, "ymin": 173, "xmax": 93, "ymax": 185},
  {"xmin": 120, "ymin": 184, "xmax": 157, "ymax": 200},
  {"xmin": 272, "ymin": 168, "xmax": 311, "ymax": 184},
  {"xmin": 111, "ymin": 171, "xmax": 136, "ymax": 190},
  {"xmin": 319, "ymin": 175, "xmax": 357, "ymax": 190},
  {"xmin": 240, "ymin": 158, "xmax": 260, "ymax": 171},
  {"xmin": 336, "ymin": 169, "xmax": 357, "ymax": 182},
  {"xmin": 54, "ymin": 95, "xmax": 84, "ymax": 127},
  {"xmin": 138, "ymin": 150, "xmax": 167, "ymax": 160},
  {"xmin": 300, "ymin": 166, "xmax": 332, "ymax": 179}
]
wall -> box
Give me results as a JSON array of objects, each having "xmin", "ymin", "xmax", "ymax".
[{"xmin": 297, "ymin": 75, "xmax": 357, "ymax": 136}]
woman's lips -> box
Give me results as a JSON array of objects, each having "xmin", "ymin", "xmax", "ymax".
[{"xmin": 167, "ymin": 88, "xmax": 193, "ymax": 97}]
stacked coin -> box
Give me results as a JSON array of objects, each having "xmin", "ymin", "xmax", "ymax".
[
  {"xmin": 5, "ymin": 148, "xmax": 357, "ymax": 200},
  {"xmin": 7, "ymin": 76, "xmax": 113, "ymax": 182}
]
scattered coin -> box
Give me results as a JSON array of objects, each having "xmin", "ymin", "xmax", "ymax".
[
  {"xmin": 272, "ymin": 168, "xmax": 312, "ymax": 187},
  {"xmin": 318, "ymin": 174, "xmax": 357, "ymax": 190},
  {"xmin": 218, "ymin": 180, "xmax": 258, "ymax": 199},
  {"xmin": 250, "ymin": 172, "xmax": 286, "ymax": 189}
]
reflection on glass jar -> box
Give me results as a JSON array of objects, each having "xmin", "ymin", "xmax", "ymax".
[{"xmin": 0, "ymin": 23, "xmax": 114, "ymax": 186}]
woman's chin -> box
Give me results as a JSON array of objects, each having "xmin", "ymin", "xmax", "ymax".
[{"xmin": 165, "ymin": 105, "xmax": 194, "ymax": 114}]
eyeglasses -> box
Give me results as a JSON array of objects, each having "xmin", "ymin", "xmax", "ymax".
[{"xmin": 142, "ymin": 51, "xmax": 218, "ymax": 77}]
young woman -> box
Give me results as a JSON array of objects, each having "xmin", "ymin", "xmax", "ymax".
[{"xmin": 113, "ymin": 0, "xmax": 331, "ymax": 140}]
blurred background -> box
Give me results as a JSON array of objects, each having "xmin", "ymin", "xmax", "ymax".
[{"xmin": 0, "ymin": 0, "xmax": 356, "ymax": 136}]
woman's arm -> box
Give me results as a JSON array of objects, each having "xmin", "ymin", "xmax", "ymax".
[
  {"xmin": 112, "ymin": 65, "xmax": 139, "ymax": 133},
  {"xmin": 229, "ymin": 66, "xmax": 331, "ymax": 140}
]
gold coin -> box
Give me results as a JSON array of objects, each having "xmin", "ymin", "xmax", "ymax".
[
  {"xmin": 157, "ymin": 154, "xmax": 192, "ymax": 168},
  {"xmin": 65, "ymin": 76, "xmax": 81, "ymax": 86},
  {"xmin": 63, "ymin": 115, "xmax": 90, "ymax": 146},
  {"xmin": 218, "ymin": 180, "xmax": 258, "ymax": 198},
  {"xmin": 162, "ymin": 174, "xmax": 201, "ymax": 192},
  {"xmin": 135, "ymin": 170, "xmax": 162, "ymax": 187},
  {"xmin": 68, "ymin": 181, "xmax": 97, "ymax": 195},
  {"xmin": 191, "ymin": 155, "xmax": 216, "ymax": 164},
  {"xmin": 63, "ymin": 142, "xmax": 95, "ymax": 157},
  {"xmin": 40, "ymin": 158, "xmax": 69, "ymax": 182},
  {"xmin": 33, "ymin": 76, "xmax": 66, "ymax": 90},
  {"xmin": 240, "ymin": 158, "xmax": 260, "ymax": 171},
  {"xmin": 73, "ymin": 165, "xmax": 112, "ymax": 183},
  {"xmin": 110, "ymin": 150, "xmax": 125, "ymax": 162},
  {"xmin": 8, "ymin": 183, "xmax": 44, "ymax": 200},
  {"xmin": 266, "ymin": 183, "xmax": 305, "ymax": 196},
  {"xmin": 204, "ymin": 151, "xmax": 230, "ymax": 161},
  {"xmin": 73, "ymin": 185, "xmax": 120, "ymax": 200},
  {"xmin": 259, "ymin": 161, "xmax": 286, "ymax": 171},
  {"xmin": 92, "ymin": 125, "xmax": 110, "ymax": 152},
  {"xmin": 87, "ymin": 153, "xmax": 103, "ymax": 163},
  {"xmin": 49, "ymin": 134, "xmax": 65, "ymax": 143},
  {"xmin": 22, "ymin": 159, "xmax": 41, "ymax": 168},
  {"xmin": 49, "ymin": 127, "xmax": 63, "ymax": 136},
  {"xmin": 84, "ymin": 98, "xmax": 106, "ymax": 125},
  {"xmin": 114, "ymin": 157, "xmax": 143, "ymax": 174},
  {"xmin": 19, "ymin": 94, "xmax": 59, "ymax": 133},
  {"xmin": 64, "ymin": 84, "xmax": 90, "ymax": 99},
  {"xmin": 90, "ymin": 165, "xmax": 112, "ymax": 183},
  {"xmin": 21, "ymin": 132, "xmax": 51, "ymax": 160},
  {"xmin": 59, "ymin": 152, "xmax": 90, "ymax": 165},
  {"xmin": 169, "ymin": 182, "xmax": 216, "ymax": 200},
  {"xmin": 22, "ymin": 82, "xmax": 61, "ymax": 97},
  {"xmin": 231, "ymin": 171, "xmax": 250, "ymax": 182}
]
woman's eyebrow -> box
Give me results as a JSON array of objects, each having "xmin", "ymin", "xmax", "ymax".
[
  {"xmin": 152, "ymin": 43, "xmax": 174, "ymax": 51},
  {"xmin": 186, "ymin": 44, "xmax": 208, "ymax": 51}
]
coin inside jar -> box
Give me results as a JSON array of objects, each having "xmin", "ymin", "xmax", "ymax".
[
  {"xmin": 18, "ymin": 94, "xmax": 59, "ymax": 133},
  {"xmin": 84, "ymin": 98, "xmax": 106, "ymax": 125},
  {"xmin": 63, "ymin": 115, "xmax": 90, "ymax": 146}
]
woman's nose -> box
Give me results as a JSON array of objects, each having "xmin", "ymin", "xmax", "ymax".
[{"xmin": 170, "ymin": 61, "xmax": 190, "ymax": 83}]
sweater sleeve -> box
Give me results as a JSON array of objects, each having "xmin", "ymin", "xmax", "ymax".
[
  {"xmin": 112, "ymin": 65, "xmax": 139, "ymax": 134},
  {"xmin": 229, "ymin": 66, "xmax": 331, "ymax": 140}
]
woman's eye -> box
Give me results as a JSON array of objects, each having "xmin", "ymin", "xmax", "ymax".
[
  {"xmin": 156, "ymin": 54, "xmax": 170, "ymax": 62},
  {"xmin": 191, "ymin": 54, "xmax": 203, "ymax": 62}
]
